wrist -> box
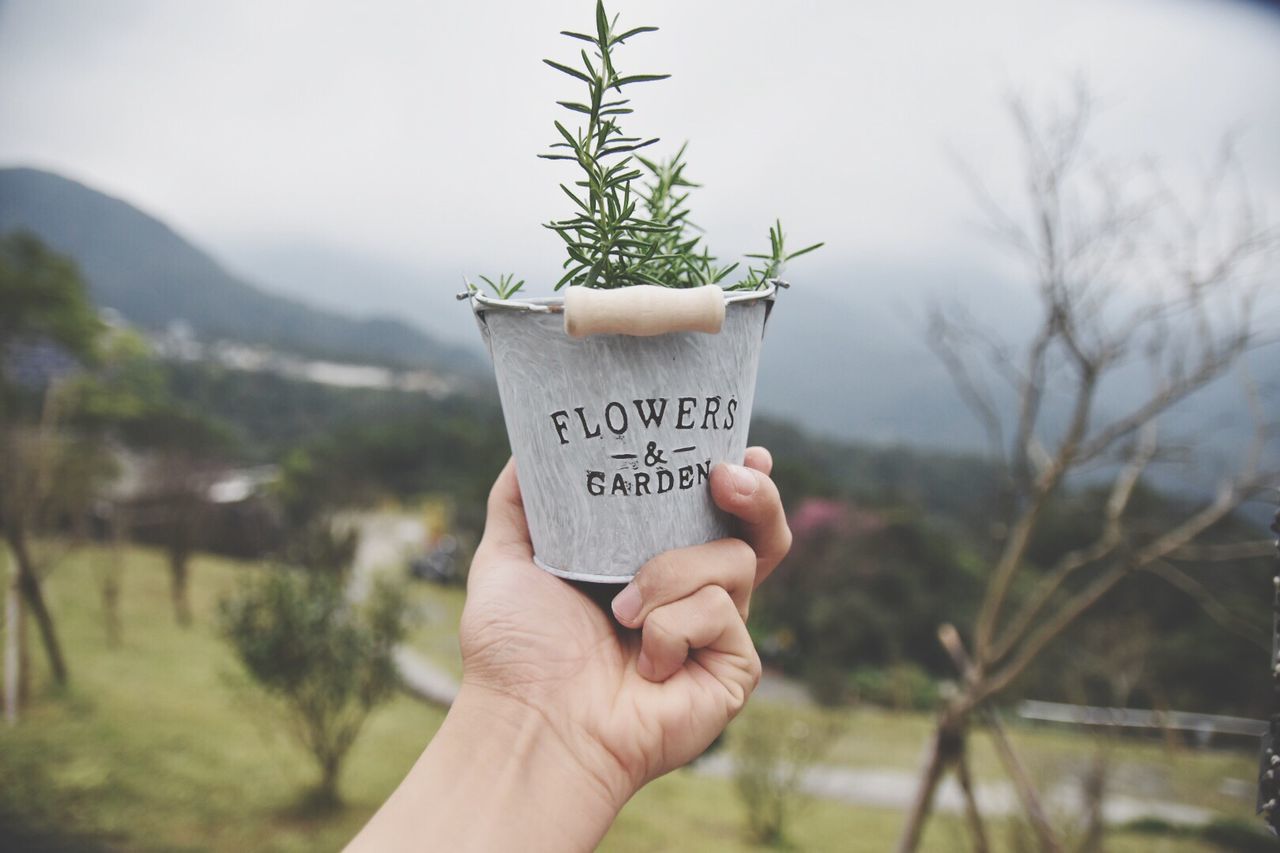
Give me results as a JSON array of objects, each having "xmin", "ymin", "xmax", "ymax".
[
  {"xmin": 350, "ymin": 683, "xmax": 632, "ymax": 852},
  {"xmin": 451, "ymin": 681, "xmax": 637, "ymax": 816}
]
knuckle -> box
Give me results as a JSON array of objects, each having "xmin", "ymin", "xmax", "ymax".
[
  {"xmin": 725, "ymin": 537, "xmax": 757, "ymax": 571},
  {"xmin": 644, "ymin": 605, "xmax": 680, "ymax": 645},
  {"xmin": 635, "ymin": 549, "xmax": 679, "ymax": 595},
  {"xmin": 777, "ymin": 524, "xmax": 794, "ymax": 559},
  {"xmin": 746, "ymin": 647, "xmax": 763, "ymax": 691},
  {"xmin": 702, "ymin": 583, "xmax": 738, "ymax": 618}
]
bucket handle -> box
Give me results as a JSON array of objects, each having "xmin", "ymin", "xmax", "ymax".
[
  {"xmin": 564, "ymin": 284, "xmax": 725, "ymax": 338},
  {"xmin": 462, "ymin": 281, "xmax": 781, "ymax": 339}
]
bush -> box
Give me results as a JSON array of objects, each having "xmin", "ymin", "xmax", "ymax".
[
  {"xmin": 848, "ymin": 663, "xmax": 939, "ymax": 711},
  {"xmin": 219, "ymin": 567, "xmax": 408, "ymax": 807},
  {"xmin": 803, "ymin": 663, "xmax": 940, "ymax": 711},
  {"xmin": 731, "ymin": 704, "xmax": 843, "ymax": 846}
]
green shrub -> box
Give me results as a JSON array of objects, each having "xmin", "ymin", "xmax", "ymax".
[
  {"xmin": 731, "ymin": 704, "xmax": 843, "ymax": 846},
  {"xmin": 805, "ymin": 663, "xmax": 940, "ymax": 711},
  {"xmin": 219, "ymin": 568, "xmax": 408, "ymax": 807}
]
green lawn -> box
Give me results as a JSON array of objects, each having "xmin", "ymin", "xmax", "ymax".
[
  {"xmin": 403, "ymin": 579, "xmax": 466, "ymax": 681},
  {"xmin": 0, "ymin": 544, "xmax": 1262, "ymax": 851}
]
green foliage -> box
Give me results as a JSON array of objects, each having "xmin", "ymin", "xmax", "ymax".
[
  {"xmin": 2, "ymin": 544, "xmax": 1253, "ymax": 851},
  {"xmin": 633, "ymin": 148, "xmax": 824, "ymax": 289},
  {"xmin": 471, "ymin": 273, "xmax": 525, "ymax": 299},
  {"xmin": 838, "ymin": 664, "xmax": 940, "ymax": 711},
  {"xmin": 220, "ymin": 567, "xmax": 409, "ymax": 805},
  {"xmin": 754, "ymin": 505, "xmax": 982, "ymax": 702},
  {"xmin": 281, "ymin": 519, "xmax": 360, "ymax": 583},
  {"xmin": 478, "ymin": 1, "xmax": 820, "ymax": 294},
  {"xmin": 1014, "ymin": 485, "xmax": 1274, "ymax": 715},
  {"xmin": 272, "ymin": 399, "xmax": 509, "ymax": 536},
  {"xmin": 66, "ymin": 327, "xmax": 237, "ymax": 464},
  {"xmin": 731, "ymin": 704, "xmax": 843, "ymax": 846},
  {"xmin": 731, "ymin": 219, "xmax": 825, "ymax": 292},
  {"xmin": 1123, "ymin": 817, "xmax": 1278, "ymax": 852},
  {"xmin": 0, "ymin": 230, "xmax": 102, "ymax": 368},
  {"xmin": 161, "ymin": 359, "xmax": 447, "ymax": 465},
  {"xmin": 537, "ymin": 1, "xmax": 670, "ymax": 290},
  {"xmin": 0, "ymin": 728, "xmax": 112, "ymax": 852},
  {"xmin": 0, "ymin": 168, "xmax": 481, "ymax": 372}
]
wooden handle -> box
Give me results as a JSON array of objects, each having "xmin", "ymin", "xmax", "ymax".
[{"xmin": 563, "ymin": 284, "xmax": 726, "ymax": 338}]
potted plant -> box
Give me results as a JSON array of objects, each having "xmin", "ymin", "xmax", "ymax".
[{"xmin": 464, "ymin": 1, "xmax": 820, "ymax": 582}]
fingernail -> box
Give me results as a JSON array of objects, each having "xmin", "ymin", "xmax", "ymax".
[
  {"xmin": 636, "ymin": 650, "xmax": 654, "ymax": 679},
  {"xmin": 612, "ymin": 583, "xmax": 642, "ymax": 623},
  {"xmin": 730, "ymin": 464, "xmax": 757, "ymax": 496}
]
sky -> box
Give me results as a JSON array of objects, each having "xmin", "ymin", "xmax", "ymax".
[{"xmin": 1, "ymin": 0, "xmax": 1278, "ymax": 331}]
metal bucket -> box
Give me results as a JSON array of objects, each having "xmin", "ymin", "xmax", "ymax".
[{"xmin": 468, "ymin": 284, "xmax": 775, "ymax": 582}]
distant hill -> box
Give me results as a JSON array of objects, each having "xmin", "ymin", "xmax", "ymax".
[{"xmin": 0, "ymin": 167, "xmax": 483, "ymax": 373}]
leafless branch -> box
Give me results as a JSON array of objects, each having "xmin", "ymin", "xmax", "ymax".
[
  {"xmin": 1142, "ymin": 559, "xmax": 1269, "ymax": 652},
  {"xmin": 988, "ymin": 423, "xmax": 1158, "ymax": 665},
  {"xmin": 927, "ymin": 305, "xmax": 1008, "ymax": 466},
  {"xmin": 970, "ymin": 472, "xmax": 1267, "ymax": 709},
  {"xmin": 1168, "ymin": 541, "xmax": 1275, "ymax": 561}
]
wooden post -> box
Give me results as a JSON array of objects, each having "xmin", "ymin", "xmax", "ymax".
[
  {"xmin": 1258, "ymin": 502, "xmax": 1280, "ymax": 832},
  {"xmin": 3, "ymin": 545, "xmax": 19, "ymax": 725}
]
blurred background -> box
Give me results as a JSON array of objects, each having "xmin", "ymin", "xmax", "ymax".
[{"xmin": 1, "ymin": 0, "xmax": 1279, "ymax": 850}]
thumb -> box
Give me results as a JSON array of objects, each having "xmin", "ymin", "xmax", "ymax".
[{"xmin": 476, "ymin": 458, "xmax": 534, "ymax": 562}]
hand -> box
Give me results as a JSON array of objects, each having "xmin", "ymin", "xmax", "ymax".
[
  {"xmin": 461, "ymin": 446, "xmax": 791, "ymax": 807},
  {"xmin": 347, "ymin": 447, "xmax": 791, "ymax": 853}
]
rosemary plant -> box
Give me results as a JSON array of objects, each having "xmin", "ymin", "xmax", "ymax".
[
  {"xmin": 538, "ymin": 1, "xmax": 671, "ymax": 290},
  {"xmin": 476, "ymin": 0, "xmax": 821, "ymax": 297}
]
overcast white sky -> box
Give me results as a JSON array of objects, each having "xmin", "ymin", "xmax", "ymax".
[{"xmin": 1, "ymin": 0, "xmax": 1278, "ymax": 303}]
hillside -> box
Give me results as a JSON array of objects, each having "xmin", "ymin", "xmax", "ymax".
[{"xmin": 0, "ymin": 167, "xmax": 482, "ymax": 372}]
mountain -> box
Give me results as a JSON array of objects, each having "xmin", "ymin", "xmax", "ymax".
[
  {"xmin": 0, "ymin": 167, "xmax": 483, "ymax": 373},
  {"xmin": 208, "ymin": 234, "xmax": 1280, "ymax": 465}
]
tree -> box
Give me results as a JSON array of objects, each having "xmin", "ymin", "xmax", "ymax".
[
  {"xmin": 220, "ymin": 552, "xmax": 408, "ymax": 808},
  {"xmin": 898, "ymin": 87, "xmax": 1279, "ymax": 852},
  {"xmin": 74, "ymin": 327, "xmax": 236, "ymax": 627},
  {"xmin": 752, "ymin": 497, "xmax": 980, "ymax": 704},
  {"xmin": 0, "ymin": 232, "xmax": 103, "ymax": 702},
  {"xmin": 123, "ymin": 407, "xmax": 230, "ymax": 626},
  {"xmin": 0, "ymin": 232, "xmax": 100, "ymax": 371}
]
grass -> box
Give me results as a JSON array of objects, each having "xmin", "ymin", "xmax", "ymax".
[
  {"xmin": 403, "ymin": 579, "xmax": 466, "ymax": 681},
  {"xmin": 3, "ymin": 545, "xmax": 444, "ymax": 852},
  {"xmin": 761, "ymin": 702, "xmax": 1258, "ymax": 818},
  {"xmin": 0, "ymin": 543, "xmax": 1264, "ymax": 852}
]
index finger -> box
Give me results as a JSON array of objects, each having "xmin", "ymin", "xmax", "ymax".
[{"xmin": 709, "ymin": 448, "xmax": 792, "ymax": 587}]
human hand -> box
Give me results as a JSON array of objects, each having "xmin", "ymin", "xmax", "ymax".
[{"xmin": 460, "ymin": 446, "xmax": 791, "ymax": 810}]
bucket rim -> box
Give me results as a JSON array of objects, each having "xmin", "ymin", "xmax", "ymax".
[{"xmin": 463, "ymin": 280, "xmax": 780, "ymax": 315}]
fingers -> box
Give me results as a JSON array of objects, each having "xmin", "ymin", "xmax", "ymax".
[
  {"xmin": 636, "ymin": 585, "xmax": 762, "ymax": 701},
  {"xmin": 476, "ymin": 458, "xmax": 533, "ymax": 561},
  {"xmin": 612, "ymin": 538, "xmax": 756, "ymax": 626},
  {"xmin": 709, "ymin": 454, "xmax": 792, "ymax": 587},
  {"xmin": 743, "ymin": 445, "xmax": 773, "ymax": 477}
]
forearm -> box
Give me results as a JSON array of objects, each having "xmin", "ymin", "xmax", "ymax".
[{"xmin": 347, "ymin": 685, "xmax": 627, "ymax": 853}]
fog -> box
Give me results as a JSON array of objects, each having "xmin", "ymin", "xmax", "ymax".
[{"xmin": 2, "ymin": 0, "xmax": 1277, "ymax": 309}]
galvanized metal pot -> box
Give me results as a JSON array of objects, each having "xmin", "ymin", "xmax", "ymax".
[{"xmin": 469, "ymin": 284, "xmax": 775, "ymax": 582}]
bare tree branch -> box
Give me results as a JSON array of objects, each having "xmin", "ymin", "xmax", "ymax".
[
  {"xmin": 989, "ymin": 423, "xmax": 1158, "ymax": 665},
  {"xmin": 970, "ymin": 474, "xmax": 1267, "ymax": 709},
  {"xmin": 1142, "ymin": 559, "xmax": 1269, "ymax": 652},
  {"xmin": 1168, "ymin": 541, "xmax": 1276, "ymax": 561}
]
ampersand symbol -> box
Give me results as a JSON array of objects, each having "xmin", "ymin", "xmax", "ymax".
[{"xmin": 644, "ymin": 441, "xmax": 667, "ymax": 467}]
